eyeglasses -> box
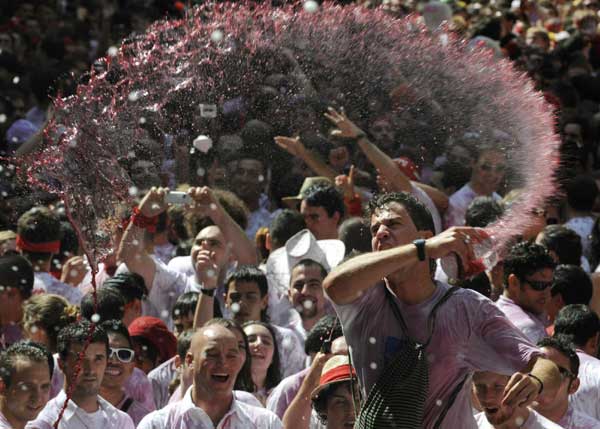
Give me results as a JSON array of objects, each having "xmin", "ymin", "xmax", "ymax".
[
  {"xmin": 522, "ymin": 279, "xmax": 553, "ymax": 291},
  {"xmin": 108, "ymin": 347, "xmax": 135, "ymax": 363},
  {"xmin": 558, "ymin": 366, "xmax": 575, "ymax": 380}
]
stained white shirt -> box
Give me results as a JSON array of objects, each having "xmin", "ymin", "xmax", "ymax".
[
  {"xmin": 496, "ymin": 295, "xmax": 548, "ymax": 344},
  {"xmin": 444, "ymin": 183, "xmax": 501, "ymax": 228},
  {"xmin": 148, "ymin": 356, "xmax": 178, "ymax": 410},
  {"xmin": 271, "ymin": 324, "xmax": 307, "ymax": 378},
  {"xmin": 571, "ymin": 351, "xmax": 600, "ymax": 420},
  {"xmin": 33, "ymin": 272, "xmax": 84, "ymax": 305},
  {"xmin": 565, "ymin": 216, "xmax": 595, "ymax": 262},
  {"xmin": 25, "ymin": 390, "xmax": 134, "ymax": 429},
  {"xmin": 475, "ymin": 409, "xmax": 564, "ymax": 428},
  {"xmin": 137, "ymin": 387, "xmax": 282, "ymax": 429},
  {"xmin": 0, "ymin": 411, "xmax": 12, "ymax": 429},
  {"xmin": 558, "ymin": 403, "xmax": 600, "ymax": 429}
]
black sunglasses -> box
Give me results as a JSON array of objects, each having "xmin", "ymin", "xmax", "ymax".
[
  {"xmin": 522, "ymin": 279, "xmax": 553, "ymax": 291},
  {"xmin": 558, "ymin": 366, "xmax": 575, "ymax": 380}
]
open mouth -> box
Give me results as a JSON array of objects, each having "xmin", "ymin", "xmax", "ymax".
[
  {"xmin": 105, "ymin": 366, "xmax": 123, "ymax": 376},
  {"xmin": 211, "ymin": 373, "xmax": 230, "ymax": 383},
  {"xmin": 484, "ymin": 407, "xmax": 499, "ymax": 415}
]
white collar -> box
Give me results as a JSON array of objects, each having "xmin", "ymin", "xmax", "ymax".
[
  {"xmin": 177, "ymin": 387, "xmax": 242, "ymax": 425},
  {"xmin": 54, "ymin": 390, "xmax": 118, "ymax": 425}
]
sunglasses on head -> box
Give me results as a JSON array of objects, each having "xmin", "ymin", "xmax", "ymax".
[
  {"xmin": 109, "ymin": 347, "xmax": 135, "ymax": 363},
  {"xmin": 522, "ymin": 279, "xmax": 553, "ymax": 291}
]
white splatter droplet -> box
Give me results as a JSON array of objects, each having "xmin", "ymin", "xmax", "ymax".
[
  {"xmin": 12, "ymin": 76, "xmax": 19, "ymax": 84},
  {"xmin": 303, "ymin": 300, "xmax": 314, "ymax": 310},
  {"xmin": 11, "ymin": 265, "xmax": 18, "ymax": 272},
  {"xmin": 282, "ymin": 337, "xmax": 292, "ymax": 350},
  {"xmin": 193, "ymin": 135, "xmax": 213, "ymax": 153},
  {"xmin": 303, "ymin": 0, "xmax": 319, "ymax": 13},
  {"xmin": 206, "ymin": 269, "xmax": 216, "ymax": 278},
  {"xmin": 369, "ymin": 337, "xmax": 376, "ymax": 344},
  {"xmin": 138, "ymin": 116, "xmax": 147, "ymax": 124},
  {"xmin": 29, "ymin": 326, "xmax": 38, "ymax": 334},
  {"xmin": 196, "ymin": 167, "xmax": 206, "ymax": 177},
  {"xmin": 211, "ymin": 30, "xmax": 224, "ymax": 43},
  {"xmin": 0, "ymin": 114, "xmax": 6, "ymax": 124},
  {"xmin": 436, "ymin": 399, "xmax": 443, "ymax": 407},
  {"xmin": 161, "ymin": 310, "xmax": 170, "ymax": 318},
  {"xmin": 514, "ymin": 417, "xmax": 524, "ymax": 426},
  {"xmin": 91, "ymin": 314, "xmax": 101, "ymax": 323},
  {"xmin": 128, "ymin": 186, "xmax": 139, "ymax": 197},
  {"xmin": 231, "ymin": 302, "xmax": 241, "ymax": 313},
  {"xmin": 370, "ymin": 362, "xmax": 378, "ymax": 370},
  {"xmin": 108, "ymin": 46, "xmax": 118, "ymax": 56}
]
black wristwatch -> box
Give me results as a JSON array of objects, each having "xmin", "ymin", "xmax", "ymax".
[
  {"xmin": 200, "ymin": 287, "xmax": 215, "ymax": 297},
  {"xmin": 413, "ymin": 239, "xmax": 427, "ymax": 261}
]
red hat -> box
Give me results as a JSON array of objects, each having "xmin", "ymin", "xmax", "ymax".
[
  {"xmin": 311, "ymin": 356, "xmax": 357, "ymax": 400},
  {"xmin": 393, "ymin": 157, "xmax": 421, "ymax": 181},
  {"xmin": 128, "ymin": 316, "xmax": 177, "ymax": 363}
]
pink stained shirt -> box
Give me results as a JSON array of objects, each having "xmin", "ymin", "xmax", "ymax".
[
  {"xmin": 571, "ymin": 351, "xmax": 600, "ymax": 420},
  {"xmin": 559, "ymin": 404, "xmax": 600, "ymax": 429},
  {"xmin": 496, "ymin": 295, "xmax": 549, "ymax": 344}
]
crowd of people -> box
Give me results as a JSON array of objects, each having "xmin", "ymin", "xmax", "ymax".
[{"xmin": 3, "ymin": 0, "xmax": 600, "ymax": 428}]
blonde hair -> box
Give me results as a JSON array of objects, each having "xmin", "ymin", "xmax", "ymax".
[{"xmin": 22, "ymin": 294, "xmax": 79, "ymax": 352}]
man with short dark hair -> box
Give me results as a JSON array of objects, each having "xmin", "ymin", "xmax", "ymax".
[
  {"xmin": 101, "ymin": 273, "xmax": 148, "ymax": 327},
  {"xmin": 268, "ymin": 209, "xmax": 306, "ymax": 251},
  {"xmin": 465, "ymin": 196, "xmax": 504, "ymax": 228},
  {"xmin": 0, "ymin": 255, "xmax": 33, "ymax": 350},
  {"xmin": 496, "ymin": 242, "xmax": 556, "ymax": 343},
  {"xmin": 547, "ymin": 265, "xmax": 593, "ymax": 323},
  {"xmin": 171, "ymin": 292, "xmax": 198, "ymax": 338},
  {"xmin": 80, "ymin": 287, "xmax": 126, "ymax": 324},
  {"xmin": 138, "ymin": 325, "xmax": 282, "ymax": 428},
  {"xmin": 534, "ymin": 336, "xmax": 600, "ymax": 428},
  {"xmin": 565, "ymin": 175, "xmax": 598, "ymax": 262},
  {"xmin": 0, "ymin": 342, "xmax": 52, "ymax": 429},
  {"xmin": 537, "ymin": 224, "xmax": 588, "ymax": 270},
  {"xmin": 26, "ymin": 320, "xmax": 134, "ymax": 428},
  {"xmin": 554, "ymin": 305, "xmax": 600, "ymax": 420},
  {"xmin": 17, "ymin": 206, "xmax": 83, "ymax": 305},
  {"xmin": 300, "ymin": 185, "xmax": 345, "ymax": 240}
]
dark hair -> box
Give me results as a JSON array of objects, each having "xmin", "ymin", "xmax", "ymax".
[
  {"xmin": 554, "ymin": 304, "xmax": 600, "ymax": 347},
  {"xmin": 465, "ymin": 196, "xmax": 504, "ymax": 228},
  {"xmin": 367, "ymin": 192, "xmax": 435, "ymax": 235},
  {"xmin": 205, "ymin": 318, "xmax": 254, "ymax": 392},
  {"xmin": 0, "ymin": 254, "xmax": 34, "ymax": 299},
  {"xmin": 57, "ymin": 320, "xmax": 109, "ymax": 361},
  {"xmin": 538, "ymin": 335, "xmax": 580, "ymax": 377},
  {"xmin": 291, "ymin": 259, "xmax": 328, "ymax": 281},
  {"xmin": 551, "ymin": 265, "xmax": 592, "ymax": 306},
  {"xmin": 172, "ymin": 292, "xmax": 199, "ymax": 320},
  {"xmin": 503, "ymin": 242, "xmax": 556, "ymax": 287},
  {"xmin": 0, "ymin": 341, "xmax": 52, "ymax": 388},
  {"xmin": 225, "ymin": 265, "xmax": 268, "ymax": 298},
  {"xmin": 130, "ymin": 336, "xmax": 159, "ymax": 366},
  {"xmin": 176, "ymin": 329, "xmax": 195, "ymax": 360},
  {"xmin": 186, "ymin": 189, "xmax": 249, "ymax": 236},
  {"xmin": 338, "ymin": 217, "xmax": 372, "ymax": 255},
  {"xmin": 102, "ymin": 273, "xmax": 148, "ymax": 304},
  {"xmin": 313, "ymin": 380, "xmax": 354, "ymax": 425},
  {"xmin": 100, "ymin": 320, "xmax": 132, "ymax": 348},
  {"xmin": 17, "ymin": 206, "xmax": 62, "ymax": 261},
  {"xmin": 269, "ymin": 210, "xmax": 306, "ymax": 249},
  {"xmin": 81, "ymin": 287, "xmax": 125, "ymax": 324},
  {"xmin": 242, "ymin": 321, "xmax": 281, "ymax": 391},
  {"xmin": 459, "ymin": 272, "xmax": 491, "ymax": 298},
  {"xmin": 566, "ymin": 175, "xmax": 598, "ymax": 212},
  {"xmin": 539, "ymin": 225, "xmax": 582, "ymax": 266},
  {"xmin": 304, "ymin": 315, "xmax": 343, "ymax": 355},
  {"xmin": 303, "ymin": 185, "xmax": 345, "ymax": 219},
  {"xmin": 51, "ymin": 221, "xmax": 79, "ymax": 271}
]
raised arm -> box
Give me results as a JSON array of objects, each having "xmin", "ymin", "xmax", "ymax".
[
  {"xmin": 117, "ymin": 187, "xmax": 168, "ymax": 292},
  {"xmin": 189, "ymin": 186, "xmax": 257, "ymax": 265},
  {"xmin": 274, "ymin": 136, "xmax": 338, "ymax": 180},
  {"xmin": 192, "ymin": 251, "xmax": 218, "ymax": 330}
]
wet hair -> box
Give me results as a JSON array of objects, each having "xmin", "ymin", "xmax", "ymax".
[
  {"xmin": 537, "ymin": 335, "xmax": 580, "ymax": 377},
  {"xmin": 100, "ymin": 320, "xmax": 133, "ymax": 348},
  {"xmin": 242, "ymin": 321, "xmax": 281, "ymax": 391},
  {"xmin": 81, "ymin": 287, "xmax": 126, "ymax": 324},
  {"xmin": 338, "ymin": 217, "xmax": 372, "ymax": 255},
  {"xmin": 172, "ymin": 292, "xmax": 199, "ymax": 320},
  {"xmin": 291, "ymin": 259, "xmax": 328, "ymax": 281},
  {"xmin": 205, "ymin": 318, "xmax": 254, "ymax": 392},
  {"xmin": 465, "ymin": 196, "xmax": 503, "ymax": 228},
  {"xmin": 102, "ymin": 273, "xmax": 148, "ymax": 304},
  {"xmin": 0, "ymin": 254, "xmax": 34, "ymax": 300},
  {"xmin": 304, "ymin": 315, "xmax": 344, "ymax": 355},
  {"xmin": 551, "ymin": 265, "xmax": 592, "ymax": 307},
  {"xmin": 367, "ymin": 192, "xmax": 435, "ymax": 235},
  {"xmin": 538, "ymin": 225, "xmax": 582, "ymax": 266},
  {"xmin": 17, "ymin": 206, "xmax": 62, "ymax": 261},
  {"xmin": 57, "ymin": 320, "xmax": 109, "ymax": 361},
  {"xmin": 303, "ymin": 185, "xmax": 345, "ymax": 219},
  {"xmin": 22, "ymin": 294, "xmax": 79, "ymax": 353},
  {"xmin": 566, "ymin": 175, "xmax": 598, "ymax": 212},
  {"xmin": 0, "ymin": 342, "xmax": 52, "ymax": 388},
  {"xmin": 554, "ymin": 304, "xmax": 600, "ymax": 347},
  {"xmin": 269, "ymin": 209, "xmax": 306, "ymax": 249},
  {"xmin": 503, "ymin": 241, "xmax": 556, "ymax": 287}
]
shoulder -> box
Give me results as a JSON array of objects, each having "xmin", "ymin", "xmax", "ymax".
[
  {"xmin": 236, "ymin": 401, "xmax": 282, "ymax": 426},
  {"xmin": 235, "ymin": 390, "xmax": 263, "ymax": 408},
  {"xmin": 137, "ymin": 405, "xmax": 173, "ymax": 429},
  {"xmin": 100, "ymin": 396, "xmax": 135, "ymax": 426},
  {"xmin": 528, "ymin": 409, "xmax": 564, "ymax": 429}
]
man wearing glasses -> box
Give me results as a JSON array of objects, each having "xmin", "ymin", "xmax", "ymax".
[
  {"xmin": 496, "ymin": 242, "xmax": 556, "ymax": 344},
  {"xmin": 533, "ymin": 336, "xmax": 600, "ymax": 428},
  {"xmin": 444, "ymin": 145, "xmax": 506, "ymax": 228}
]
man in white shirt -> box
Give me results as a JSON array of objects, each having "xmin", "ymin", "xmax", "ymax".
[
  {"xmin": 0, "ymin": 342, "xmax": 52, "ymax": 429},
  {"xmin": 26, "ymin": 320, "xmax": 134, "ymax": 429},
  {"xmin": 534, "ymin": 336, "xmax": 600, "ymax": 428},
  {"xmin": 553, "ymin": 304, "xmax": 600, "ymax": 420},
  {"xmin": 473, "ymin": 371, "xmax": 563, "ymax": 429},
  {"xmin": 138, "ymin": 324, "xmax": 282, "ymax": 428}
]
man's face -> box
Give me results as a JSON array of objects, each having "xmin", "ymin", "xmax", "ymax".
[
  {"xmin": 173, "ymin": 312, "xmax": 194, "ymax": 338},
  {"xmin": 60, "ymin": 341, "xmax": 107, "ymax": 398},
  {"xmin": 370, "ymin": 202, "xmax": 421, "ymax": 252},
  {"xmin": 188, "ymin": 326, "xmax": 243, "ymax": 397},
  {"xmin": 563, "ymin": 123, "xmax": 583, "ymax": 147},
  {"xmin": 229, "ymin": 159, "xmax": 264, "ymax": 202},
  {"xmin": 511, "ymin": 268, "xmax": 554, "ymax": 316},
  {"xmin": 470, "ymin": 150, "xmax": 506, "ymax": 195},
  {"xmin": 289, "ymin": 264, "xmax": 326, "ymax": 320},
  {"xmin": 328, "ymin": 146, "xmax": 350, "ymax": 171},
  {"xmin": 226, "ymin": 281, "xmax": 268, "ymax": 324},
  {"xmin": 0, "ymin": 358, "xmax": 50, "ymax": 424},
  {"xmin": 369, "ymin": 119, "xmax": 395, "ymax": 151},
  {"xmin": 0, "ymin": 287, "xmax": 23, "ymax": 324},
  {"xmin": 190, "ymin": 226, "xmax": 231, "ymax": 275},
  {"xmin": 102, "ymin": 332, "xmax": 135, "ymax": 391},
  {"xmin": 300, "ymin": 201, "xmax": 340, "ymax": 240},
  {"xmin": 473, "ymin": 371, "xmax": 514, "ymax": 426},
  {"xmin": 130, "ymin": 160, "xmax": 161, "ymax": 191},
  {"xmin": 324, "ymin": 382, "xmax": 359, "ymax": 429},
  {"xmin": 533, "ymin": 347, "xmax": 578, "ymax": 418}
]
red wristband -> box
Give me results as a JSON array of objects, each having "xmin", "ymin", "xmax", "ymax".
[{"xmin": 130, "ymin": 207, "xmax": 158, "ymax": 233}]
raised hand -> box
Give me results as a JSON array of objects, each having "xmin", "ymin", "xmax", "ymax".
[
  {"xmin": 324, "ymin": 107, "xmax": 365, "ymax": 139},
  {"xmin": 138, "ymin": 187, "xmax": 169, "ymax": 217},
  {"xmin": 188, "ymin": 186, "xmax": 224, "ymax": 223},
  {"xmin": 335, "ymin": 165, "xmax": 356, "ymax": 199},
  {"xmin": 274, "ymin": 136, "xmax": 306, "ymax": 158},
  {"xmin": 194, "ymin": 250, "xmax": 219, "ymax": 290}
]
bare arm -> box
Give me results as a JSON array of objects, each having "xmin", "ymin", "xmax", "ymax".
[
  {"xmin": 274, "ymin": 136, "xmax": 338, "ymax": 180},
  {"xmin": 192, "ymin": 251, "xmax": 218, "ymax": 330},
  {"xmin": 502, "ymin": 357, "xmax": 561, "ymax": 408}
]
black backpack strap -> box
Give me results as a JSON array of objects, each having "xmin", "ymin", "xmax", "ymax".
[
  {"xmin": 120, "ymin": 397, "xmax": 134, "ymax": 413},
  {"xmin": 384, "ymin": 284, "xmax": 409, "ymax": 335},
  {"xmin": 433, "ymin": 373, "xmax": 470, "ymax": 428}
]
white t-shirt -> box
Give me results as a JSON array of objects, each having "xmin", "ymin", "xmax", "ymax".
[
  {"xmin": 571, "ymin": 351, "xmax": 600, "ymax": 420},
  {"xmin": 475, "ymin": 409, "xmax": 564, "ymax": 428}
]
